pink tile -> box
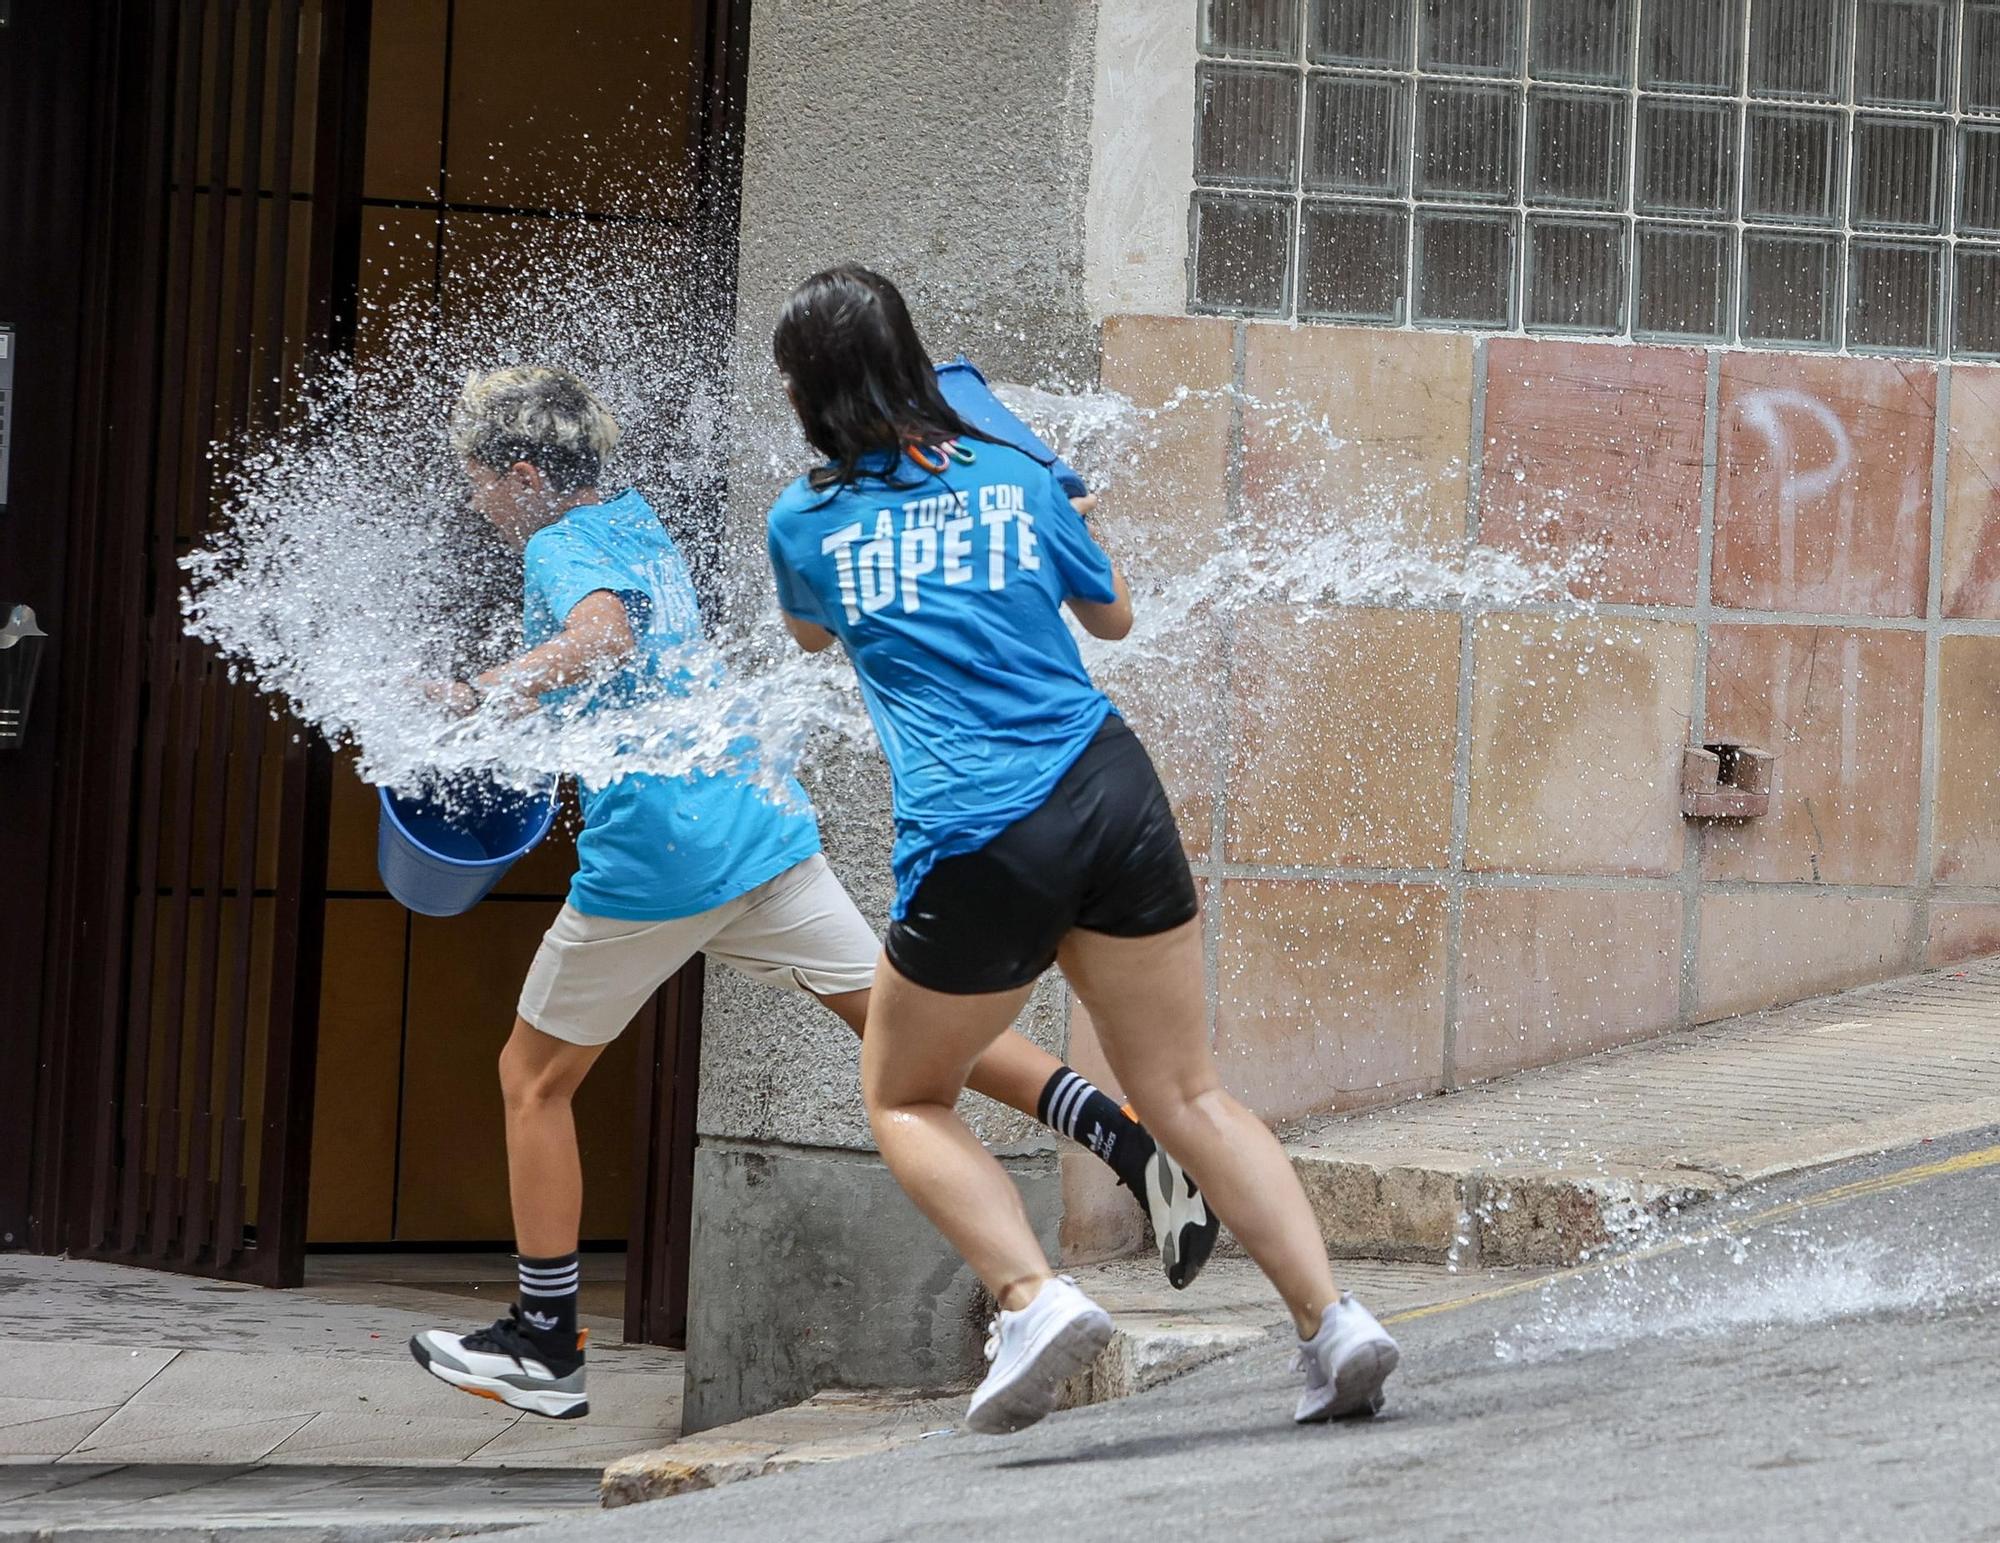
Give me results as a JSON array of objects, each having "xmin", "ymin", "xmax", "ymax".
[
  {"xmin": 1926, "ymin": 903, "xmax": 2000, "ymax": 966},
  {"xmin": 1943, "ymin": 363, "xmax": 2000, "ymax": 618},
  {"xmin": 1714, "ymin": 352, "xmax": 1935, "ymax": 617},
  {"xmin": 1456, "ymin": 886, "xmax": 1684, "ymax": 1082},
  {"xmin": 1214, "ymin": 879, "xmax": 1447, "ymax": 1125},
  {"xmin": 1701, "ymin": 625, "xmax": 1924, "ymax": 885},
  {"xmin": 1480, "ymin": 340, "xmax": 1707, "ymax": 605}
]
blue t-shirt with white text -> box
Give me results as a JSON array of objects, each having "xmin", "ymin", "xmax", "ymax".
[
  {"xmin": 764, "ymin": 443, "xmax": 1118, "ymax": 918},
  {"xmin": 524, "ymin": 490, "xmax": 820, "ymax": 920}
]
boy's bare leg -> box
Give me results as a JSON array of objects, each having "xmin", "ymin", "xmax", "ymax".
[
  {"xmin": 817, "ymin": 987, "xmax": 1075, "ymax": 1118},
  {"xmin": 1057, "ymin": 920, "xmax": 1339, "ymax": 1338},
  {"xmin": 856, "ymin": 967, "xmax": 1052, "ymax": 1310},
  {"xmin": 498, "ymin": 1018, "xmax": 607, "ymax": 1257}
]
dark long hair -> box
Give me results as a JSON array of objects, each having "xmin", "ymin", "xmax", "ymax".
[{"xmin": 772, "ymin": 265, "xmax": 980, "ymax": 493}]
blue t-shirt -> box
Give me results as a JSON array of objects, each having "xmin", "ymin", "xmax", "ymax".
[
  {"xmin": 524, "ymin": 490, "xmax": 820, "ymax": 921},
  {"xmin": 764, "ymin": 443, "xmax": 1118, "ymax": 918}
]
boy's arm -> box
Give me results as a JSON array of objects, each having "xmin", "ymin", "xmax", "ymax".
[{"xmin": 474, "ymin": 590, "xmax": 636, "ymax": 704}]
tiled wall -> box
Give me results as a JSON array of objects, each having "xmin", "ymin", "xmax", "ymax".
[{"xmin": 1089, "ymin": 312, "xmax": 2000, "ymax": 1132}]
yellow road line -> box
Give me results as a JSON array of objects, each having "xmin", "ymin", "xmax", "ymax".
[{"xmin": 1381, "ymin": 1140, "xmax": 2000, "ymax": 1329}]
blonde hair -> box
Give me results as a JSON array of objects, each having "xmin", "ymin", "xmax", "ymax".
[{"xmin": 449, "ymin": 365, "xmax": 621, "ymax": 492}]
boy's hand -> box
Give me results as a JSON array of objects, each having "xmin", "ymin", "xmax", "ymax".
[
  {"xmin": 421, "ymin": 679, "xmax": 480, "ymax": 717},
  {"xmin": 471, "ymin": 667, "xmax": 541, "ymax": 721}
]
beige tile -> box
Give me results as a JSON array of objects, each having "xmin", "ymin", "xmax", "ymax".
[
  {"xmin": 67, "ymin": 1404, "xmax": 315, "ymax": 1464},
  {"xmin": 1225, "ymin": 606, "xmax": 1459, "ymax": 867},
  {"xmin": 1240, "ymin": 324, "xmax": 1474, "ymax": 561},
  {"xmin": 571, "ymin": 1368, "xmax": 682, "ymax": 1431},
  {"xmin": 309, "ymin": 899, "xmax": 406, "ymax": 1245},
  {"xmin": 1215, "ymin": 880, "xmax": 1448, "ymax": 1125},
  {"xmin": 0, "ymin": 1344, "xmax": 178, "ymax": 1405},
  {"xmin": 1466, "ymin": 616, "xmax": 1696, "ymax": 877},
  {"xmin": 1926, "ymin": 903, "xmax": 2000, "ymax": 966},
  {"xmin": 1701, "ymin": 625, "xmax": 1924, "ymax": 886},
  {"xmin": 1098, "ymin": 315, "xmax": 1236, "ymax": 579},
  {"xmin": 264, "ymin": 1408, "xmax": 512, "ymax": 1465},
  {"xmin": 1107, "ymin": 620, "xmax": 1223, "ymax": 850},
  {"xmin": 1935, "ymin": 635, "xmax": 2000, "ymax": 884},
  {"xmin": 362, "ymin": 0, "xmax": 447, "ymax": 202},
  {"xmin": 1696, "ymin": 891, "xmax": 1920, "ymax": 1022},
  {"xmin": 1456, "ymin": 887, "xmax": 1683, "ymax": 1083},
  {"xmin": 129, "ymin": 1350, "xmax": 514, "ymax": 1420},
  {"xmin": 445, "ymin": 0, "xmax": 697, "ymax": 213},
  {"xmin": 1943, "ymin": 363, "xmax": 2000, "ymax": 618},
  {"xmin": 468, "ymin": 1419, "xmax": 680, "ymax": 1468},
  {"xmin": 0, "ymin": 1398, "xmax": 120, "ymax": 1459}
]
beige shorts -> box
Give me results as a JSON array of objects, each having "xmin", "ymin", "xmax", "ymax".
[{"xmin": 518, "ymin": 854, "xmax": 881, "ymax": 1046}]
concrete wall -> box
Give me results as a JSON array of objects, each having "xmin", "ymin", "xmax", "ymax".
[
  {"xmin": 1090, "ymin": 312, "xmax": 2000, "ymax": 1129},
  {"xmin": 1062, "ymin": 8, "xmax": 2000, "ymax": 1125},
  {"xmin": 687, "ymin": 0, "xmax": 1104, "ymax": 1432}
]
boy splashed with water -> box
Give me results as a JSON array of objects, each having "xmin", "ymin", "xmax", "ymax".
[{"xmin": 408, "ymin": 367, "xmax": 1216, "ymax": 1420}]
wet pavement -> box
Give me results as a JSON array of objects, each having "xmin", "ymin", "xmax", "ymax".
[{"xmin": 494, "ymin": 1128, "xmax": 2000, "ymax": 1543}]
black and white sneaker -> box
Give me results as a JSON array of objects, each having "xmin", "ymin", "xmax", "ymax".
[
  {"xmin": 410, "ymin": 1306, "xmax": 589, "ymax": 1420},
  {"xmin": 1144, "ymin": 1147, "xmax": 1220, "ymax": 1290}
]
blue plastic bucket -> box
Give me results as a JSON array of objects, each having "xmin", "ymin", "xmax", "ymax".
[
  {"xmin": 377, "ymin": 780, "xmax": 558, "ymax": 917},
  {"xmin": 935, "ymin": 357, "xmax": 1090, "ymax": 500}
]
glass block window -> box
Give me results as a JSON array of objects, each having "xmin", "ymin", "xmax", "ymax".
[{"xmin": 1189, "ymin": 0, "xmax": 2000, "ymax": 358}]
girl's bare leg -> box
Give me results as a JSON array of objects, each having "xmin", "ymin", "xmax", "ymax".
[
  {"xmin": 818, "ymin": 985, "xmax": 1080, "ymax": 1122},
  {"xmin": 855, "ymin": 961, "xmax": 1051, "ymax": 1310},
  {"xmin": 1057, "ymin": 919, "xmax": 1339, "ymax": 1337}
]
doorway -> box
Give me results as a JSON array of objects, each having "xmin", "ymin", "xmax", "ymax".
[{"xmin": 11, "ymin": 0, "xmax": 749, "ymax": 1351}]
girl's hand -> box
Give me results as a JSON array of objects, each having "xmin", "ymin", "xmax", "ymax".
[{"xmin": 1070, "ymin": 494, "xmax": 1098, "ymax": 519}]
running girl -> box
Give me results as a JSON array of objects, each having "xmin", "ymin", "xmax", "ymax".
[{"xmin": 764, "ymin": 268, "xmax": 1400, "ymax": 1434}]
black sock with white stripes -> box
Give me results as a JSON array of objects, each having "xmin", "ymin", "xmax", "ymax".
[
  {"xmin": 1036, "ymin": 1066, "xmax": 1156, "ymax": 1195},
  {"xmin": 516, "ymin": 1252, "xmax": 582, "ymax": 1363}
]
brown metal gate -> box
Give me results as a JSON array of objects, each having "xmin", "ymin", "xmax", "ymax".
[{"xmin": 38, "ymin": 0, "xmax": 369, "ymax": 1287}]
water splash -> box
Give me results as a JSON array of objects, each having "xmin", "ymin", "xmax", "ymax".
[
  {"xmin": 1493, "ymin": 1231, "xmax": 1992, "ymax": 1363},
  {"xmin": 182, "ymin": 200, "xmax": 1594, "ymax": 814}
]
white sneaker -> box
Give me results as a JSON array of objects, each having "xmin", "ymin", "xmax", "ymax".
[
  {"xmin": 1293, "ymin": 1293, "xmax": 1399, "ymax": 1423},
  {"xmin": 1142, "ymin": 1146, "xmax": 1220, "ymax": 1290},
  {"xmin": 965, "ymin": 1276, "xmax": 1114, "ymax": 1435}
]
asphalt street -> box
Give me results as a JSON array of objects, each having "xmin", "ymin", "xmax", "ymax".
[{"xmin": 512, "ymin": 1129, "xmax": 2000, "ymax": 1543}]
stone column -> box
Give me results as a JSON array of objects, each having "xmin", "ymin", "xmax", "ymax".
[{"xmin": 680, "ymin": 0, "xmax": 1103, "ymax": 1433}]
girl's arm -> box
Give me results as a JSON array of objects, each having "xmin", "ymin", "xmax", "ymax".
[
  {"xmin": 1059, "ymin": 496, "xmax": 1134, "ymax": 640},
  {"xmin": 781, "ymin": 612, "xmax": 839, "ymax": 653}
]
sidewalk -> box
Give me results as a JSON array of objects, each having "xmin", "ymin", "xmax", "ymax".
[
  {"xmin": 1285, "ymin": 954, "xmax": 2000, "ymax": 1268},
  {"xmin": 0, "ymin": 1254, "xmax": 679, "ymax": 1470},
  {"xmin": 7, "ymin": 956, "xmax": 1998, "ymax": 1530}
]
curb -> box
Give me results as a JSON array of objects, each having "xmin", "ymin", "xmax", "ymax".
[
  {"xmin": 1288, "ymin": 1150, "xmax": 1724, "ymax": 1270},
  {"xmin": 599, "ymin": 1319, "xmax": 1264, "ymax": 1508}
]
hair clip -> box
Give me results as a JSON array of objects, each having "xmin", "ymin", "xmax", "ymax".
[
  {"xmin": 905, "ymin": 443, "xmax": 951, "ymax": 474},
  {"xmin": 944, "ymin": 441, "xmax": 978, "ymax": 465}
]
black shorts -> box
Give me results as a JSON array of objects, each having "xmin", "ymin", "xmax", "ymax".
[{"xmin": 884, "ymin": 715, "xmax": 1200, "ymax": 996}]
